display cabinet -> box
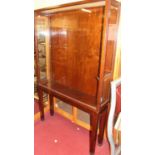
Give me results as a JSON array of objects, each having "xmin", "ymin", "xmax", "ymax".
[{"xmin": 34, "ymin": 0, "xmax": 120, "ymax": 154}]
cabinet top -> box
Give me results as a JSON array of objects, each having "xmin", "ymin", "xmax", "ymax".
[{"xmin": 35, "ymin": 0, "xmax": 106, "ymax": 15}]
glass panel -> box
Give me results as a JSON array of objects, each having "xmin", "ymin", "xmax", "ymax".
[
  {"xmin": 36, "ymin": 16, "xmax": 47, "ymax": 80},
  {"xmin": 77, "ymin": 109, "xmax": 90, "ymax": 124},
  {"xmin": 102, "ymin": 5, "xmax": 120, "ymax": 102},
  {"xmin": 56, "ymin": 100, "xmax": 72, "ymax": 114},
  {"xmin": 34, "ymin": 16, "xmax": 48, "ymax": 102},
  {"xmin": 104, "ymin": 5, "xmax": 119, "ymax": 73}
]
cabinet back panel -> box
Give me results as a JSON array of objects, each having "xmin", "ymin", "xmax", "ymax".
[{"xmin": 50, "ymin": 7, "xmax": 104, "ymax": 97}]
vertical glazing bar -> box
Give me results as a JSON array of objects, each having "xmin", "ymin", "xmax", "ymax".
[
  {"xmin": 45, "ymin": 17, "xmax": 51, "ymax": 80},
  {"xmin": 96, "ymin": 0, "xmax": 111, "ymax": 111},
  {"xmin": 34, "ymin": 12, "xmax": 40, "ymax": 82}
]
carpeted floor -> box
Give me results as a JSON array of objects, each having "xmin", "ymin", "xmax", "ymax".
[
  {"xmin": 34, "ymin": 99, "xmax": 40, "ymax": 114},
  {"xmin": 34, "ymin": 112, "xmax": 110, "ymax": 155}
]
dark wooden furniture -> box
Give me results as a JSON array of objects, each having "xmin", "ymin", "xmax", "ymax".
[{"xmin": 34, "ymin": 0, "xmax": 120, "ymax": 154}]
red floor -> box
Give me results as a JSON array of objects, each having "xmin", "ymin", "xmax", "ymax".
[{"xmin": 34, "ymin": 112, "xmax": 110, "ymax": 155}]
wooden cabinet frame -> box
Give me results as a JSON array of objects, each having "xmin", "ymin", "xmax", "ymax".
[{"xmin": 34, "ymin": 0, "xmax": 121, "ymax": 154}]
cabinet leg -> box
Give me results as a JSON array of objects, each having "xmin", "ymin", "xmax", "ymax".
[
  {"xmin": 38, "ymin": 88, "xmax": 44, "ymax": 121},
  {"xmin": 49, "ymin": 95, "xmax": 54, "ymax": 116},
  {"xmin": 89, "ymin": 113, "xmax": 99, "ymax": 155},
  {"xmin": 98, "ymin": 107, "xmax": 108, "ymax": 146}
]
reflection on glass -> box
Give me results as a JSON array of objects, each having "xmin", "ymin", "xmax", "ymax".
[{"xmin": 34, "ymin": 16, "xmax": 48, "ymax": 101}]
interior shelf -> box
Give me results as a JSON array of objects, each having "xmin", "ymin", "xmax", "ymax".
[{"xmin": 38, "ymin": 79, "xmax": 97, "ymax": 110}]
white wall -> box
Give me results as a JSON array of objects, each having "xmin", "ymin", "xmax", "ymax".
[{"xmin": 34, "ymin": 0, "xmax": 83, "ymax": 10}]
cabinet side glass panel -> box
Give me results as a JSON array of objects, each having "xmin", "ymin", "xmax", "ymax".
[
  {"xmin": 104, "ymin": 6, "xmax": 119, "ymax": 73},
  {"xmin": 34, "ymin": 16, "xmax": 49, "ymax": 102},
  {"xmin": 102, "ymin": 5, "xmax": 120, "ymax": 102}
]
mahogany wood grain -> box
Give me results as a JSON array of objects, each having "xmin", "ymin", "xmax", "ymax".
[
  {"xmin": 38, "ymin": 80, "xmax": 97, "ymax": 113},
  {"xmin": 35, "ymin": 0, "xmax": 121, "ymax": 154},
  {"xmin": 98, "ymin": 106, "xmax": 108, "ymax": 145},
  {"xmin": 102, "ymin": 73, "xmax": 112, "ymax": 103},
  {"xmin": 89, "ymin": 113, "xmax": 99, "ymax": 155},
  {"xmin": 38, "ymin": 87, "xmax": 44, "ymax": 120},
  {"xmin": 50, "ymin": 7, "xmax": 103, "ymax": 97}
]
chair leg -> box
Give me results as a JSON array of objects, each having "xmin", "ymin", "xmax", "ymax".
[
  {"xmin": 38, "ymin": 88, "xmax": 44, "ymax": 121},
  {"xmin": 98, "ymin": 107, "xmax": 108, "ymax": 146},
  {"xmin": 89, "ymin": 113, "xmax": 99, "ymax": 155},
  {"xmin": 49, "ymin": 95, "xmax": 54, "ymax": 116}
]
